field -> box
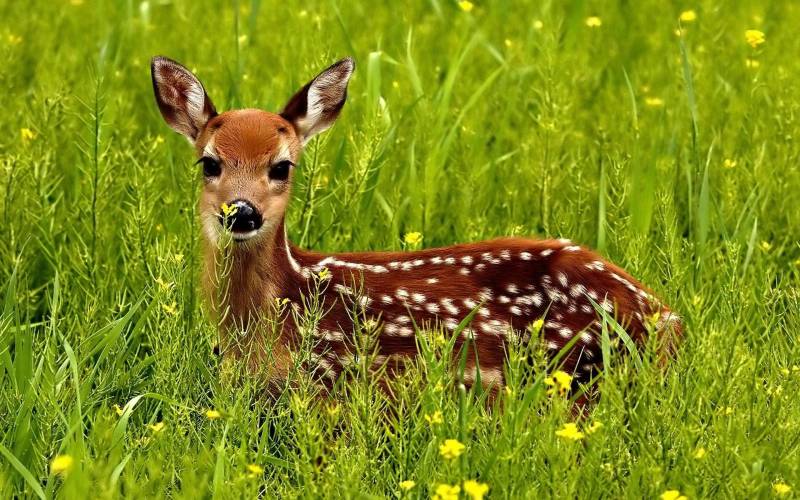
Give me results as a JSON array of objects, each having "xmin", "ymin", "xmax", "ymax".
[{"xmin": 2, "ymin": 0, "xmax": 800, "ymax": 498}]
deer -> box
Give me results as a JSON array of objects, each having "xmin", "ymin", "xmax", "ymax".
[{"xmin": 150, "ymin": 55, "xmax": 681, "ymax": 405}]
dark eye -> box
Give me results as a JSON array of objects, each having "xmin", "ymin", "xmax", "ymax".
[
  {"xmin": 268, "ymin": 160, "xmax": 293, "ymax": 181},
  {"xmin": 198, "ymin": 157, "xmax": 221, "ymax": 178}
]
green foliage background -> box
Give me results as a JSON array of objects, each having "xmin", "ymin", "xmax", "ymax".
[{"xmin": 1, "ymin": 0, "xmax": 799, "ymax": 497}]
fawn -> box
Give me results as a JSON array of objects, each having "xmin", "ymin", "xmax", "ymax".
[{"xmin": 151, "ymin": 56, "xmax": 681, "ymax": 402}]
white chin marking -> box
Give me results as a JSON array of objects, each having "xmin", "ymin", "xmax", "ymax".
[{"xmin": 232, "ymin": 230, "xmax": 259, "ymax": 241}]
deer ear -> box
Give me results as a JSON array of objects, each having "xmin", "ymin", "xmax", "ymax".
[
  {"xmin": 280, "ymin": 58, "xmax": 354, "ymax": 144},
  {"xmin": 150, "ymin": 56, "xmax": 217, "ymax": 142}
]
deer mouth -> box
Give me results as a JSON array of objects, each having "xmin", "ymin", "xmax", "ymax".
[{"xmin": 231, "ymin": 229, "xmax": 259, "ymax": 242}]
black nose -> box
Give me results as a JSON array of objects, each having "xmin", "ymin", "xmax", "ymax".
[{"xmin": 219, "ymin": 200, "xmax": 262, "ymax": 233}]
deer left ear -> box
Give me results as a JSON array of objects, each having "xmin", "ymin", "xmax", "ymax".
[
  {"xmin": 280, "ymin": 58, "xmax": 354, "ymax": 144},
  {"xmin": 151, "ymin": 56, "xmax": 218, "ymax": 143}
]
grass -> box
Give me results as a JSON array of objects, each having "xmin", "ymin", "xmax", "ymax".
[{"xmin": 1, "ymin": 0, "xmax": 799, "ymax": 498}]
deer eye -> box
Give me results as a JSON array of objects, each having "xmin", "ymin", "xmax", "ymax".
[
  {"xmin": 268, "ymin": 160, "xmax": 293, "ymax": 181},
  {"xmin": 198, "ymin": 157, "xmax": 221, "ymax": 177}
]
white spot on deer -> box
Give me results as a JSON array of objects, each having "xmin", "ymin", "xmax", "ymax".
[
  {"xmin": 427, "ymin": 256, "xmax": 441, "ymax": 265},
  {"xmin": 510, "ymin": 305, "xmax": 522, "ymax": 316},
  {"xmin": 601, "ymin": 298, "xmax": 614, "ymax": 312},
  {"xmin": 396, "ymin": 315, "xmax": 411, "ymax": 324},
  {"xmin": 464, "ymin": 298, "xmax": 477, "ymax": 309},
  {"xmin": 461, "ymin": 255, "xmax": 474, "ymax": 265},
  {"xmin": 570, "ymin": 284, "xmax": 588, "ymax": 297},
  {"xmin": 398, "ymin": 326, "xmax": 414, "ymax": 337},
  {"xmin": 381, "ymin": 295, "xmax": 393, "ymax": 304},
  {"xmin": 320, "ymin": 330, "xmax": 343, "ymax": 342},
  {"xmin": 426, "ymin": 303, "xmax": 440, "ymax": 314},
  {"xmin": 334, "ymin": 284, "xmax": 353, "ymax": 295},
  {"xmin": 490, "ymin": 258, "xmax": 502, "ymax": 264},
  {"xmin": 515, "ymin": 295, "xmax": 534, "ymax": 306},
  {"xmin": 558, "ymin": 327, "xmax": 573, "ymax": 338},
  {"xmin": 358, "ymin": 296, "xmax": 372, "ymax": 308},
  {"xmin": 316, "ymin": 256, "xmax": 335, "ymax": 267},
  {"xmin": 459, "ymin": 268, "xmax": 470, "ymax": 275},
  {"xmin": 427, "ymin": 277, "xmax": 439, "ymax": 284},
  {"xmin": 412, "ymin": 292, "xmax": 426, "ymax": 304},
  {"xmin": 557, "ymin": 272, "xmax": 569, "ymax": 288},
  {"xmin": 441, "ymin": 298, "xmax": 459, "ymax": 315},
  {"xmin": 444, "ymin": 257, "xmax": 456, "ymax": 265},
  {"xmin": 478, "ymin": 288, "xmax": 494, "ymax": 301},
  {"xmin": 370, "ymin": 265, "xmax": 388, "ymax": 273},
  {"xmin": 531, "ymin": 293, "xmax": 544, "ymax": 306},
  {"xmin": 396, "ymin": 288, "xmax": 409, "ymax": 300},
  {"xmin": 444, "ymin": 318, "xmax": 459, "ymax": 330},
  {"xmin": 520, "ymin": 251, "xmax": 532, "ymax": 261},
  {"xmin": 401, "ymin": 262, "xmax": 414, "ymax": 271},
  {"xmin": 506, "ymin": 283, "xmax": 519, "ymax": 294},
  {"xmin": 413, "ymin": 259, "xmax": 425, "ymax": 267},
  {"xmin": 585, "ymin": 260, "xmax": 605, "ymax": 271},
  {"xmin": 498, "ymin": 295, "xmax": 511, "ymax": 304},
  {"xmin": 580, "ymin": 331, "xmax": 593, "ymax": 344},
  {"xmin": 481, "ymin": 252, "xmax": 493, "ymax": 261},
  {"xmin": 478, "ymin": 307, "xmax": 490, "ymax": 317},
  {"xmin": 540, "ymin": 249, "xmax": 554, "ymax": 257},
  {"xmin": 475, "ymin": 263, "xmax": 486, "ymax": 271},
  {"xmin": 546, "ymin": 341, "xmax": 559, "ymax": 350},
  {"xmin": 500, "ymin": 250, "xmax": 511, "ymax": 260},
  {"xmin": 564, "ymin": 245, "xmax": 581, "ymax": 252},
  {"xmin": 388, "ymin": 261, "xmax": 400, "ymax": 269},
  {"xmin": 557, "ymin": 238, "xmax": 572, "ymax": 245},
  {"xmin": 480, "ymin": 367, "xmax": 504, "ymax": 387},
  {"xmin": 581, "ymin": 304, "xmax": 592, "ymax": 313},
  {"xmin": 587, "ymin": 289, "xmax": 599, "ymax": 300},
  {"xmin": 568, "ymin": 304, "xmax": 577, "ymax": 313}
]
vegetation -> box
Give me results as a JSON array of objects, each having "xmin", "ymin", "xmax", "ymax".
[{"xmin": 1, "ymin": 0, "xmax": 798, "ymax": 497}]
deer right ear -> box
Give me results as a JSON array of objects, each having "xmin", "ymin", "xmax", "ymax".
[
  {"xmin": 150, "ymin": 56, "xmax": 217, "ymax": 143},
  {"xmin": 280, "ymin": 58, "xmax": 354, "ymax": 144}
]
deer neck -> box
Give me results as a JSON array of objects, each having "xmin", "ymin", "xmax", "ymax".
[{"xmin": 203, "ymin": 219, "xmax": 306, "ymax": 333}]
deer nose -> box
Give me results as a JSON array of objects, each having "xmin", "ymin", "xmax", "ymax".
[{"xmin": 220, "ymin": 200, "xmax": 263, "ymax": 233}]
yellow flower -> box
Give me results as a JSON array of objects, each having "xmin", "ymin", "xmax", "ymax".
[
  {"xmin": 399, "ymin": 480, "xmax": 416, "ymax": 491},
  {"xmin": 403, "ymin": 231, "xmax": 423, "ymax": 246},
  {"xmin": 504, "ymin": 39, "xmax": 513, "ymax": 48},
  {"xmin": 439, "ymin": 439, "xmax": 466, "ymax": 460},
  {"xmin": 661, "ymin": 490, "xmax": 688, "ymax": 500},
  {"xmin": 723, "ymin": 158, "xmax": 737, "ymax": 168},
  {"xmin": 147, "ymin": 421, "xmax": 166, "ymax": 433},
  {"xmin": 50, "ymin": 454, "xmax": 74, "ymax": 475},
  {"xmin": 693, "ymin": 447, "xmax": 707, "ymax": 459},
  {"xmin": 745, "ymin": 58, "xmax": 760, "ymax": 68},
  {"xmin": 585, "ymin": 16, "xmax": 602, "ymax": 28},
  {"xmin": 773, "ymin": 483, "xmax": 792, "ymax": 495},
  {"xmin": 205, "ymin": 409, "xmax": 222, "ymax": 419},
  {"xmin": 529, "ymin": 318, "xmax": 544, "ymax": 334},
  {"xmin": 425, "ymin": 410, "xmax": 444, "ymax": 425},
  {"xmin": 645, "ymin": 97, "xmax": 665, "ymax": 107},
  {"xmin": 760, "ymin": 241, "xmax": 772, "ymax": 252},
  {"xmin": 155, "ymin": 277, "xmax": 174, "ymax": 292},
  {"xmin": 220, "ymin": 202, "xmax": 238, "ymax": 217},
  {"xmin": 679, "ymin": 10, "xmax": 697, "ymax": 22},
  {"xmin": 21, "ymin": 128, "xmax": 36, "ymax": 142},
  {"xmin": 745, "ymin": 29, "xmax": 765, "ymax": 48},
  {"xmin": 463, "ymin": 480, "xmax": 489, "ymax": 500},
  {"xmin": 113, "ymin": 404, "xmax": 124, "ymax": 416},
  {"xmin": 533, "ymin": 19, "xmax": 544, "ymax": 30},
  {"xmin": 433, "ymin": 483, "xmax": 461, "ymax": 500},
  {"xmin": 555, "ymin": 422, "xmax": 585, "ymax": 441},
  {"xmin": 457, "ymin": 1, "xmax": 474, "ymax": 13},
  {"xmin": 162, "ymin": 301, "xmax": 177, "ymax": 315},
  {"xmin": 317, "ymin": 267, "xmax": 332, "ymax": 281},
  {"xmin": 8, "ymin": 34, "xmax": 23, "ymax": 45},
  {"xmin": 724, "ymin": 406, "xmax": 734, "ymax": 415},
  {"xmin": 173, "ymin": 253, "xmax": 184, "ymax": 263},
  {"xmin": 586, "ymin": 421, "xmax": 603, "ymax": 434},
  {"xmin": 246, "ymin": 464, "xmax": 263, "ymax": 478},
  {"xmin": 544, "ymin": 370, "xmax": 573, "ymax": 396}
]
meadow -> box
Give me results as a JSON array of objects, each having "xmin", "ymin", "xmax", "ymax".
[{"xmin": 2, "ymin": 0, "xmax": 800, "ymax": 498}]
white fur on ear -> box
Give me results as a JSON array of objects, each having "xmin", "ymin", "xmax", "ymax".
[
  {"xmin": 281, "ymin": 58, "xmax": 354, "ymax": 144},
  {"xmin": 151, "ymin": 56, "xmax": 217, "ymax": 142}
]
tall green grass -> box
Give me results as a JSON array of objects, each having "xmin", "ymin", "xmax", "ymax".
[{"xmin": 1, "ymin": 0, "xmax": 799, "ymax": 498}]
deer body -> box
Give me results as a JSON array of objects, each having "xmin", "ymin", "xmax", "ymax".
[{"xmin": 152, "ymin": 56, "xmax": 680, "ymax": 398}]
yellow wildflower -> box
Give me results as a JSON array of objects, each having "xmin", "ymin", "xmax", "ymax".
[
  {"xmin": 21, "ymin": 128, "xmax": 36, "ymax": 142},
  {"xmin": 403, "ymin": 231, "xmax": 423, "ymax": 246},
  {"xmin": 693, "ymin": 447, "xmax": 707, "ymax": 459},
  {"xmin": 8, "ymin": 34, "xmax": 23, "ymax": 45},
  {"xmin": 433, "ymin": 483, "xmax": 461, "ymax": 500},
  {"xmin": 586, "ymin": 421, "xmax": 603, "ymax": 434},
  {"xmin": 773, "ymin": 483, "xmax": 792, "ymax": 495},
  {"xmin": 463, "ymin": 480, "xmax": 489, "ymax": 500},
  {"xmin": 113, "ymin": 404, "xmax": 124, "ymax": 416},
  {"xmin": 162, "ymin": 301, "xmax": 177, "ymax": 315},
  {"xmin": 246, "ymin": 464, "xmax": 263, "ymax": 478},
  {"xmin": 724, "ymin": 406, "xmax": 734, "ymax": 415},
  {"xmin": 529, "ymin": 318, "xmax": 544, "ymax": 334},
  {"xmin": 399, "ymin": 480, "xmax": 416, "ymax": 491},
  {"xmin": 645, "ymin": 97, "xmax": 665, "ymax": 107},
  {"xmin": 70, "ymin": 0, "xmax": 84, "ymax": 5},
  {"xmin": 745, "ymin": 29, "xmax": 765, "ymax": 48},
  {"xmin": 760, "ymin": 241, "xmax": 772, "ymax": 252},
  {"xmin": 679, "ymin": 10, "xmax": 697, "ymax": 22},
  {"xmin": 585, "ymin": 16, "xmax": 602, "ymax": 28},
  {"xmin": 317, "ymin": 267, "xmax": 332, "ymax": 281},
  {"xmin": 544, "ymin": 370, "xmax": 573, "ymax": 396},
  {"xmin": 392, "ymin": 80, "xmax": 400, "ymax": 89},
  {"xmin": 425, "ymin": 410, "xmax": 444, "ymax": 426},
  {"xmin": 746, "ymin": 58, "xmax": 760, "ymax": 69},
  {"xmin": 173, "ymin": 253, "xmax": 184, "ymax": 263},
  {"xmin": 555, "ymin": 422, "xmax": 585, "ymax": 441},
  {"xmin": 147, "ymin": 421, "xmax": 165, "ymax": 433},
  {"xmin": 155, "ymin": 277, "xmax": 173, "ymax": 292},
  {"xmin": 220, "ymin": 202, "xmax": 238, "ymax": 217},
  {"xmin": 439, "ymin": 439, "xmax": 466, "ymax": 460},
  {"xmin": 205, "ymin": 409, "xmax": 222, "ymax": 419},
  {"xmin": 533, "ymin": 19, "xmax": 544, "ymax": 30},
  {"xmin": 723, "ymin": 158, "xmax": 737, "ymax": 168},
  {"xmin": 504, "ymin": 39, "xmax": 513, "ymax": 48},
  {"xmin": 661, "ymin": 490, "xmax": 688, "ymax": 500},
  {"xmin": 457, "ymin": 1, "xmax": 474, "ymax": 13},
  {"xmin": 50, "ymin": 454, "xmax": 74, "ymax": 475}
]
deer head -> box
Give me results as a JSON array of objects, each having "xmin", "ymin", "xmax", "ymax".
[{"xmin": 150, "ymin": 56, "xmax": 354, "ymax": 247}]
